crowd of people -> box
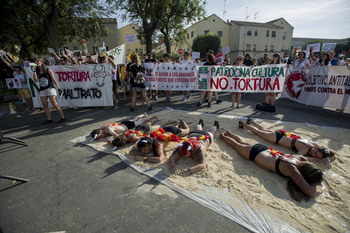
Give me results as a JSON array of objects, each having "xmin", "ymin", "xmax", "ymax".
[
  {"xmin": 88, "ymin": 113, "xmax": 334, "ymax": 202},
  {"xmin": 1, "ymin": 47, "xmax": 349, "ymax": 123}
]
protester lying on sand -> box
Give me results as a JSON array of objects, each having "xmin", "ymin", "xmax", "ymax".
[
  {"xmin": 220, "ymin": 130, "xmax": 323, "ymax": 201},
  {"xmin": 89, "ymin": 113, "xmax": 157, "ymax": 141},
  {"xmin": 109, "ymin": 119, "xmax": 177, "ymax": 148},
  {"xmin": 239, "ymin": 118, "xmax": 335, "ymax": 162},
  {"xmin": 127, "ymin": 119, "xmax": 191, "ymax": 163},
  {"xmin": 168, "ymin": 119, "xmax": 219, "ymax": 176}
]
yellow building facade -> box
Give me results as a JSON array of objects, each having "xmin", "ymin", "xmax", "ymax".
[{"xmin": 181, "ymin": 14, "xmax": 294, "ymax": 61}]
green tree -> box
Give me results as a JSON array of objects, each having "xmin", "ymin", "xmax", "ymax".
[
  {"xmin": 158, "ymin": 0, "xmax": 206, "ymax": 54},
  {"xmin": 0, "ymin": 0, "xmax": 115, "ymax": 56},
  {"xmin": 116, "ymin": 0, "xmax": 169, "ymax": 53},
  {"xmin": 192, "ymin": 32, "xmax": 220, "ymax": 58},
  {"xmin": 334, "ymin": 39, "xmax": 350, "ymax": 55}
]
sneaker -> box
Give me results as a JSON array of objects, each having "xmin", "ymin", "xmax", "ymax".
[
  {"xmin": 182, "ymin": 97, "xmax": 187, "ymax": 101},
  {"xmin": 186, "ymin": 94, "xmax": 191, "ymax": 99},
  {"xmin": 155, "ymin": 96, "xmax": 158, "ymax": 100},
  {"xmin": 148, "ymin": 106, "xmax": 153, "ymax": 111},
  {"xmin": 42, "ymin": 120, "xmax": 53, "ymax": 125},
  {"xmin": 216, "ymin": 99, "xmax": 223, "ymax": 104},
  {"xmin": 198, "ymin": 119, "xmax": 204, "ymax": 127},
  {"xmin": 196, "ymin": 102, "xmax": 202, "ymax": 108},
  {"xmin": 57, "ymin": 118, "xmax": 66, "ymax": 123},
  {"xmin": 214, "ymin": 120, "xmax": 220, "ymax": 129},
  {"xmin": 130, "ymin": 107, "xmax": 135, "ymax": 112},
  {"xmin": 166, "ymin": 97, "xmax": 171, "ymax": 102}
]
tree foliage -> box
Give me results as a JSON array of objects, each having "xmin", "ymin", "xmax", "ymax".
[
  {"xmin": 158, "ymin": 0, "xmax": 206, "ymax": 54},
  {"xmin": 0, "ymin": 0, "xmax": 115, "ymax": 57},
  {"xmin": 192, "ymin": 32, "xmax": 220, "ymax": 58},
  {"xmin": 115, "ymin": 0, "xmax": 169, "ymax": 53}
]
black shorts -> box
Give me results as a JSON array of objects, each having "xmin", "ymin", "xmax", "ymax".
[
  {"xmin": 189, "ymin": 130, "xmax": 212, "ymax": 144},
  {"xmin": 275, "ymin": 130, "xmax": 285, "ymax": 144},
  {"xmin": 121, "ymin": 120, "xmax": 135, "ymax": 130},
  {"xmin": 249, "ymin": 144, "xmax": 269, "ymax": 161},
  {"xmin": 163, "ymin": 126, "xmax": 181, "ymax": 135}
]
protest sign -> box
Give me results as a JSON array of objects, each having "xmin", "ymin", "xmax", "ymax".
[
  {"xmin": 6, "ymin": 78, "xmax": 21, "ymax": 89},
  {"xmin": 192, "ymin": 52, "xmax": 200, "ymax": 59},
  {"xmin": 307, "ymin": 43, "xmax": 321, "ymax": 52},
  {"xmin": 281, "ymin": 66, "xmax": 350, "ymax": 110},
  {"xmin": 25, "ymin": 64, "xmax": 113, "ymax": 107},
  {"xmin": 99, "ymin": 47, "xmax": 107, "ymax": 57},
  {"xmin": 47, "ymin": 48, "xmax": 55, "ymax": 54},
  {"xmin": 222, "ymin": 46, "xmax": 230, "ymax": 54},
  {"xmin": 125, "ymin": 34, "xmax": 137, "ymax": 43},
  {"xmin": 215, "ymin": 53, "xmax": 224, "ymax": 65},
  {"xmin": 107, "ymin": 43, "xmax": 126, "ymax": 64},
  {"xmin": 322, "ymin": 43, "xmax": 337, "ymax": 52}
]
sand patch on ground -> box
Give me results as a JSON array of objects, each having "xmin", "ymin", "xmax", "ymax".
[{"xmin": 82, "ymin": 110, "xmax": 350, "ymax": 232}]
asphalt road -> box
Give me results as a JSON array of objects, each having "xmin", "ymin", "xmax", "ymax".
[{"xmin": 0, "ymin": 92, "xmax": 349, "ymax": 233}]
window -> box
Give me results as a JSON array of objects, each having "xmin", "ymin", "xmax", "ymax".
[
  {"xmin": 253, "ymin": 44, "xmax": 256, "ymax": 51},
  {"xmin": 282, "ymin": 31, "xmax": 287, "ymax": 40},
  {"xmin": 247, "ymin": 30, "xmax": 252, "ymax": 36},
  {"xmin": 187, "ymin": 34, "xmax": 189, "ymax": 39},
  {"xmin": 272, "ymin": 31, "xmax": 276, "ymax": 37},
  {"xmin": 246, "ymin": 44, "xmax": 251, "ymax": 51},
  {"xmin": 266, "ymin": 30, "xmax": 269, "ymax": 37},
  {"xmin": 204, "ymin": 30, "xmax": 209, "ymax": 35},
  {"xmin": 255, "ymin": 30, "xmax": 258, "ymax": 36},
  {"xmin": 270, "ymin": 45, "xmax": 274, "ymax": 51},
  {"xmin": 218, "ymin": 31, "xmax": 223, "ymax": 37},
  {"xmin": 191, "ymin": 31, "xmax": 194, "ymax": 38},
  {"xmin": 265, "ymin": 45, "xmax": 268, "ymax": 51}
]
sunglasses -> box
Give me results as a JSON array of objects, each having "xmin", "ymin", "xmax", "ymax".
[
  {"xmin": 238, "ymin": 58, "xmax": 243, "ymax": 60},
  {"xmin": 15, "ymin": 69, "xmax": 20, "ymax": 71}
]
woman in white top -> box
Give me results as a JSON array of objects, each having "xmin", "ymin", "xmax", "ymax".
[
  {"xmin": 312, "ymin": 53, "xmax": 331, "ymax": 66},
  {"xmin": 293, "ymin": 52, "xmax": 310, "ymax": 69}
]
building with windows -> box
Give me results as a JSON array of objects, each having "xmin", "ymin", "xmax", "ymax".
[{"xmin": 182, "ymin": 14, "xmax": 294, "ymax": 61}]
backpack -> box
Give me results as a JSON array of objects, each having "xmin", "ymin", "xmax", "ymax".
[{"xmin": 134, "ymin": 66, "xmax": 145, "ymax": 84}]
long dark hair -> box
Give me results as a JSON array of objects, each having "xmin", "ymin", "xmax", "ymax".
[
  {"xmin": 321, "ymin": 53, "xmax": 330, "ymax": 66},
  {"xmin": 287, "ymin": 161, "xmax": 323, "ymax": 201},
  {"xmin": 136, "ymin": 137, "xmax": 154, "ymax": 148}
]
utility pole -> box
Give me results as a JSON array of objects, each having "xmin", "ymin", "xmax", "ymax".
[{"xmin": 223, "ymin": 0, "xmax": 227, "ymax": 20}]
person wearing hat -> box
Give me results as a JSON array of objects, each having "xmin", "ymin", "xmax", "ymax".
[{"xmin": 168, "ymin": 119, "xmax": 219, "ymax": 176}]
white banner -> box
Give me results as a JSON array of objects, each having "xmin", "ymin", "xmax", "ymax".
[
  {"xmin": 25, "ymin": 64, "xmax": 114, "ymax": 107},
  {"xmin": 107, "ymin": 43, "xmax": 126, "ymax": 65},
  {"xmin": 281, "ymin": 66, "xmax": 350, "ymax": 110},
  {"xmin": 143, "ymin": 63, "xmax": 286, "ymax": 92}
]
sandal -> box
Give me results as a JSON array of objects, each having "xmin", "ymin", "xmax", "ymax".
[
  {"xmin": 246, "ymin": 117, "xmax": 251, "ymax": 125},
  {"xmin": 238, "ymin": 120, "xmax": 243, "ymax": 129}
]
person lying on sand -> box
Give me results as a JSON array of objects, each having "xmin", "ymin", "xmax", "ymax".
[
  {"xmin": 220, "ymin": 130, "xmax": 323, "ymax": 202},
  {"xmin": 239, "ymin": 118, "xmax": 335, "ymax": 162},
  {"xmin": 89, "ymin": 113, "xmax": 157, "ymax": 141},
  {"xmin": 168, "ymin": 119, "xmax": 219, "ymax": 176},
  {"xmin": 127, "ymin": 119, "xmax": 190, "ymax": 163}
]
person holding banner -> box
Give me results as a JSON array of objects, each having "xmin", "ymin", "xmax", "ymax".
[
  {"xmin": 312, "ymin": 53, "xmax": 331, "ymax": 66},
  {"xmin": 129, "ymin": 54, "xmax": 152, "ymax": 112},
  {"xmin": 33, "ymin": 58, "xmax": 65, "ymax": 124},
  {"xmin": 239, "ymin": 118, "xmax": 335, "ymax": 161},
  {"xmin": 265, "ymin": 53, "xmax": 281, "ymax": 106},
  {"xmin": 292, "ymin": 52, "xmax": 310, "ymax": 69},
  {"xmin": 328, "ymin": 51, "xmax": 338, "ymax": 66},
  {"xmin": 168, "ymin": 119, "xmax": 219, "ymax": 175},
  {"xmin": 220, "ymin": 130, "xmax": 323, "ymax": 202},
  {"xmin": 13, "ymin": 66, "xmax": 34, "ymax": 110},
  {"xmin": 197, "ymin": 54, "xmax": 217, "ymax": 108},
  {"xmin": 231, "ymin": 56, "xmax": 243, "ymax": 108},
  {"xmin": 181, "ymin": 52, "xmax": 193, "ymax": 101}
]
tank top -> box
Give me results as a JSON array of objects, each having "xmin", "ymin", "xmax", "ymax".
[{"xmin": 37, "ymin": 70, "xmax": 54, "ymax": 91}]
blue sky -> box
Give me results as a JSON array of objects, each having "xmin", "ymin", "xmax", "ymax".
[{"xmin": 115, "ymin": 0, "xmax": 350, "ymax": 39}]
